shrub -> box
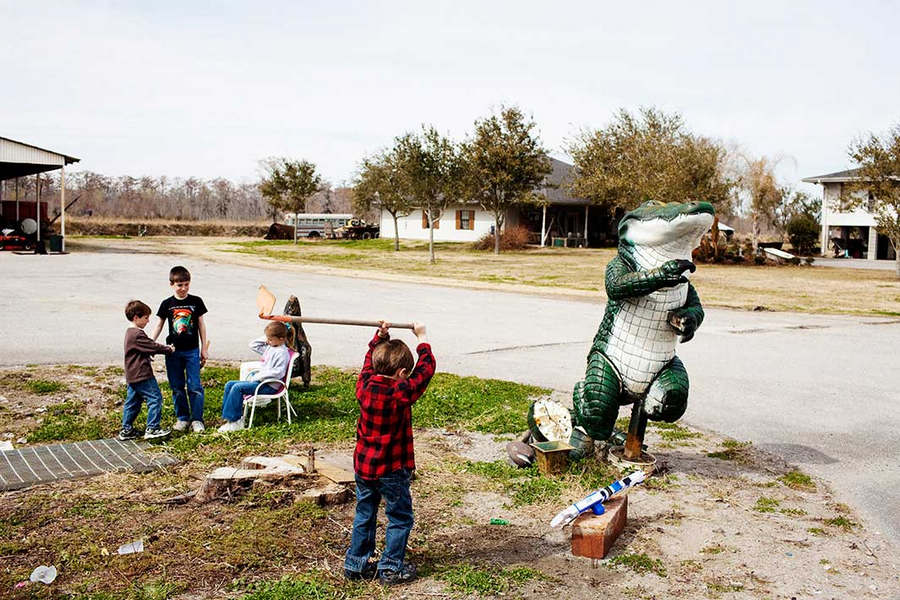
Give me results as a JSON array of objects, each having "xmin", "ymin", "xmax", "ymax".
[
  {"xmin": 787, "ymin": 215, "xmax": 819, "ymax": 255},
  {"xmin": 472, "ymin": 225, "xmax": 531, "ymax": 251}
]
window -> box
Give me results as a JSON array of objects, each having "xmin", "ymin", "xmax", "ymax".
[
  {"xmin": 456, "ymin": 210, "xmax": 474, "ymax": 230},
  {"xmin": 422, "ymin": 211, "xmax": 440, "ymax": 229}
]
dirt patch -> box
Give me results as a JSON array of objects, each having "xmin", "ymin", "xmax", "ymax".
[
  {"xmin": 0, "ymin": 365, "xmax": 126, "ymax": 442},
  {"xmin": 1, "ymin": 368, "xmax": 899, "ymax": 599}
]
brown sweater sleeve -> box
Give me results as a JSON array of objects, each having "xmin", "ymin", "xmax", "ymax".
[{"xmin": 131, "ymin": 329, "xmax": 169, "ymax": 355}]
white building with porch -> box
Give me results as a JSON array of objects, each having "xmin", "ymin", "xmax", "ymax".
[
  {"xmin": 379, "ymin": 158, "xmax": 616, "ymax": 246},
  {"xmin": 802, "ymin": 168, "xmax": 896, "ymax": 261}
]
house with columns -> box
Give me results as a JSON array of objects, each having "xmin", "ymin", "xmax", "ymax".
[{"xmin": 802, "ymin": 168, "xmax": 896, "ymax": 261}]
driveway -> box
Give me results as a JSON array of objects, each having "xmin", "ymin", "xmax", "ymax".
[{"xmin": 1, "ymin": 243, "xmax": 898, "ymax": 544}]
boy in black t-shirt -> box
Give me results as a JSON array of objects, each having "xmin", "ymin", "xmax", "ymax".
[{"xmin": 151, "ymin": 266, "xmax": 209, "ymax": 433}]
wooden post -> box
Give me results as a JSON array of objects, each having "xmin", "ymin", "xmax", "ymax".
[
  {"xmin": 541, "ymin": 204, "xmax": 547, "ymax": 247},
  {"xmin": 583, "ymin": 205, "xmax": 589, "ymax": 246},
  {"xmin": 35, "ymin": 173, "xmax": 40, "ymax": 242},
  {"xmin": 15, "ymin": 177, "xmax": 19, "ymax": 221},
  {"xmin": 624, "ymin": 400, "xmax": 648, "ymax": 460},
  {"xmin": 60, "ymin": 165, "xmax": 66, "ymax": 252}
]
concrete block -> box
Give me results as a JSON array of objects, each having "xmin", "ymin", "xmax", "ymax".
[{"xmin": 570, "ymin": 494, "xmax": 628, "ymax": 559}]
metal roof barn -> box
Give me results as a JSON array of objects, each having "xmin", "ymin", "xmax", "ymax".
[{"xmin": 0, "ymin": 136, "xmax": 80, "ymax": 252}]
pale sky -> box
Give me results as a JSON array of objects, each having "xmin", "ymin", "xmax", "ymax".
[{"xmin": 2, "ymin": 1, "xmax": 898, "ymax": 194}]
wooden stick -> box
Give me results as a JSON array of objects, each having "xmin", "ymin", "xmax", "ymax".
[{"xmin": 260, "ymin": 313, "xmax": 415, "ymax": 330}]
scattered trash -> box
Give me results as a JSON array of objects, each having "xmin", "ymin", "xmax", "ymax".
[
  {"xmin": 36, "ymin": 407, "xmax": 47, "ymax": 413},
  {"xmin": 117, "ymin": 539, "xmax": 144, "ymax": 555},
  {"xmin": 0, "ymin": 441, "xmax": 13, "ymax": 451},
  {"xmin": 489, "ymin": 518, "xmax": 509, "ymax": 525},
  {"xmin": 16, "ymin": 437, "xmax": 27, "ymax": 445},
  {"xmin": 14, "ymin": 580, "xmax": 28, "ymax": 589},
  {"xmin": 100, "ymin": 548, "xmax": 109, "ymax": 556},
  {"xmin": 29, "ymin": 565, "xmax": 57, "ymax": 585},
  {"xmin": 786, "ymin": 552, "xmax": 793, "ymax": 557}
]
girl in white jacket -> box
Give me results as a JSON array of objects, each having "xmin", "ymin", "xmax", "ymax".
[{"xmin": 219, "ymin": 321, "xmax": 291, "ymax": 432}]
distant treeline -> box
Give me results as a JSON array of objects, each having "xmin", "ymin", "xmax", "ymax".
[{"xmin": 0, "ymin": 172, "xmax": 355, "ymax": 221}]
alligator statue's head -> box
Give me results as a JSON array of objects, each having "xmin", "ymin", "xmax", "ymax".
[{"xmin": 618, "ymin": 200, "xmax": 715, "ymax": 264}]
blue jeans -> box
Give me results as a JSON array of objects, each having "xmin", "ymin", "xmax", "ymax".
[
  {"xmin": 344, "ymin": 468, "xmax": 413, "ymax": 573},
  {"xmin": 221, "ymin": 380, "xmax": 277, "ymax": 422},
  {"xmin": 122, "ymin": 378, "xmax": 164, "ymax": 430},
  {"xmin": 165, "ymin": 348, "xmax": 204, "ymax": 423}
]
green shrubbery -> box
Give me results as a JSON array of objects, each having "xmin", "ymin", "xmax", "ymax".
[{"xmin": 787, "ymin": 215, "xmax": 819, "ymax": 255}]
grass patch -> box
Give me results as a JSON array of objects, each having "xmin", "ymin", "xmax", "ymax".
[
  {"xmin": 706, "ymin": 581, "xmax": 744, "ymax": 594},
  {"xmin": 753, "ymin": 497, "xmax": 780, "ymax": 513},
  {"xmin": 28, "ymin": 402, "xmax": 117, "ymax": 443},
  {"xmin": 644, "ymin": 474, "xmax": 679, "ymax": 491},
  {"xmin": 240, "ymin": 572, "xmax": 359, "ymax": 600},
  {"xmin": 807, "ymin": 527, "xmax": 827, "ymax": 536},
  {"xmin": 700, "ymin": 543, "xmax": 726, "ymax": 554},
  {"xmin": 436, "ymin": 564, "xmax": 543, "ymax": 596},
  {"xmin": 609, "ymin": 553, "xmax": 667, "ymax": 577},
  {"xmin": 780, "ymin": 507, "xmax": 808, "ymax": 516},
  {"xmin": 707, "ymin": 439, "xmax": 752, "ymax": 461},
  {"xmin": 824, "ymin": 516, "xmax": 857, "ymax": 531},
  {"xmin": 778, "ymin": 470, "xmax": 816, "ymax": 491},
  {"xmin": 653, "ymin": 423, "xmax": 702, "ymax": 442},
  {"xmin": 462, "ymin": 457, "xmax": 618, "ymax": 506},
  {"xmin": 26, "ymin": 379, "xmax": 68, "ymax": 394},
  {"xmin": 462, "ymin": 460, "xmax": 561, "ymax": 505}
]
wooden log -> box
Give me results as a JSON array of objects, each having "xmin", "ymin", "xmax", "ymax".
[
  {"xmin": 195, "ymin": 455, "xmax": 310, "ymax": 503},
  {"xmin": 301, "ymin": 482, "xmax": 353, "ymax": 506}
]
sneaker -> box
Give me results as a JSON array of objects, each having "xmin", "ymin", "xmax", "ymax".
[
  {"xmin": 190, "ymin": 420, "xmax": 205, "ymax": 433},
  {"xmin": 117, "ymin": 427, "xmax": 140, "ymax": 441},
  {"xmin": 378, "ymin": 563, "xmax": 417, "ymax": 586},
  {"xmin": 344, "ymin": 562, "xmax": 377, "ymax": 581},
  {"xmin": 217, "ymin": 420, "xmax": 244, "ymax": 433},
  {"xmin": 143, "ymin": 427, "xmax": 170, "ymax": 440},
  {"xmin": 173, "ymin": 420, "xmax": 190, "ymax": 432}
]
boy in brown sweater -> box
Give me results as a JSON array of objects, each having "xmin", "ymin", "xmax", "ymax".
[{"xmin": 121, "ymin": 300, "xmax": 174, "ymax": 441}]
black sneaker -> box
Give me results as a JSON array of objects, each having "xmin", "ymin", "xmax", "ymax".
[
  {"xmin": 117, "ymin": 428, "xmax": 140, "ymax": 441},
  {"xmin": 143, "ymin": 428, "xmax": 170, "ymax": 440},
  {"xmin": 378, "ymin": 563, "xmax": 417, "ymax": 586},
  {"xmin": 344, "ymin": 562, "xmax": 377, "ymax": 581}
]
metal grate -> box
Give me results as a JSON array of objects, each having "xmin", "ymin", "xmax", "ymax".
[{"xmin": 0, "ymin": 439, "xmax": 178, "ymax": 491}]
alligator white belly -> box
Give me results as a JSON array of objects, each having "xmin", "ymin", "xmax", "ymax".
[{"xmin": 605, "ymin": 283, "xmax": 687, "ymax": 396}]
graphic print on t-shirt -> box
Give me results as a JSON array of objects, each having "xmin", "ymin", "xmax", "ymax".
[
  {"xmin": 158, "ymin": 294, "xmax": 207, "ymax": 351},
  {"xmin": 172, "ymin": 308, "xmax": 193, "ymax": 335}
]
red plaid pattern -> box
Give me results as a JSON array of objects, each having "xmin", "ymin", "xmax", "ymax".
[{"xmin": 354, "ymin": 333, "xmax": 436, "ymax": 480}]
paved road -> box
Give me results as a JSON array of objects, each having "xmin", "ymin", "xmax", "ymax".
[{"xmin": 2, "ymin": 243, "xmax": 899, "ymax": 543}]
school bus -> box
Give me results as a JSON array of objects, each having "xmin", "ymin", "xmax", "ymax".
[{"xmin": 282, "ymin": 213, "xmax": 352, "ymax": 238}]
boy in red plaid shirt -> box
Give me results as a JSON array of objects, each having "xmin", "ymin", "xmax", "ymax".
[{"xmin": 344, "ymin": 320, "xmax": 435, "ymax": 585}]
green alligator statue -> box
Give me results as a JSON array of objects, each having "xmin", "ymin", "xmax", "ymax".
[{"xmin": 573, "ymin": 200, "xmax": 715, "ymax": 442}]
